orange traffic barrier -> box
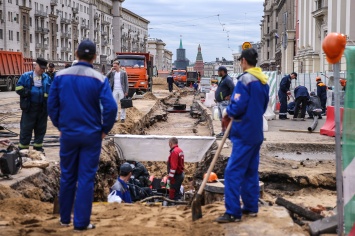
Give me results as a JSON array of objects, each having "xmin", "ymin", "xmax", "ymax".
[{"xmin": 320, "ymin": 106, "xmax": 344, "ymax": 137}]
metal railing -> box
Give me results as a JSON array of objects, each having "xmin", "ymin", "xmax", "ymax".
[
  {"xmin": 102, "ymin": 19, "xmax": 110, "ymax": 25},
  {"xmin": 60, "ymin": 17, "xmax": 71, "ymax": 24},
  {"xmin": 42, "ymin": 28, "xmax": 49, "ymax": 34},
  {"xmin": 23, "ymin": 24, "xmax": 29, "ymax": 30},
  {"xmin": 50, "ymin": 0, "xmax": 58, "ymax": 5},
  {"xmin": 35, "ymin": 27, "xmax": 43, "ymax": 33},
  {"xmin": 101, "ymin": 31, "xmax": 108, "ymax": 36},
  {"xmin": 34, "ymin": 10, "xmax": 48, "ymax": 18},
  {"xmin": 72, "ymin": 7, "xmax": 79, "ymax": 14}
]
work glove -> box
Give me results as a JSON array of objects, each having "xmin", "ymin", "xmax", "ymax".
[{"xmin": 222, "ymin": 109, "xmax": 228, "ymax": 118}]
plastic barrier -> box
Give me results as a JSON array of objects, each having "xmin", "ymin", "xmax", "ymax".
[{"xmin": 320, "ymin": 106, "xmax": 344, "ymax": 137}]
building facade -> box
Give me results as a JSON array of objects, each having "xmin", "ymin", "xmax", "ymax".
[
  {"xmin": 203, "ymin": 62, "xmax": 214, "ymax": 78},
  {"xmin": 174, "ymin": 38, "xmax": 189, "ymax": 69},
  {"xmin": 0, "ymin": 0, "xmax": 148, "ymax": 71},
  {"xmin": 294, "ymin": 0, "xmax": 355, "ymax": 73},
  {"xmin": 193, "ymin": 44, "xmax": 204, "ymax": 76},
  {"xmin": 259, "ymin": 0, "xmax": 296, "ymax": 74},
  {"xmin": 147, "ymin": 38, "xmax": 172, "ymax": 71}
]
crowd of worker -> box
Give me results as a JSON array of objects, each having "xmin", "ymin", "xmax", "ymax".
[{"xmin": 1, "ymin": 36, "xmax": 346, "ymax": 231}]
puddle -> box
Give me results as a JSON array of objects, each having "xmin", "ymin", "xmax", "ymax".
[{"xmin": 272, "ymin": 152, "xmax": 335, "ymax": 161}]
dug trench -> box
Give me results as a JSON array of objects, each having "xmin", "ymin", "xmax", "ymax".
[{"xmin": 0, "ymin": 89, "xmax": 336, "ymax": 235}]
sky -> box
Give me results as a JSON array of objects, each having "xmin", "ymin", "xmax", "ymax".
[{"xmin": 123, "ymin": 0, "xmax": 264, "ymax": 63}]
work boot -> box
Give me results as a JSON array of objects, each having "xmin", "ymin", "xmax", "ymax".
[
  {"xmin": 74, "ymin": 223, "xmax": 96, "ymax": 232},
  {"xmin": 242, "ymin": 209, "xmax": 258, "ymax": 217},
  {"xmin": 214, "ymin": 213, "xmax": 241, "ymax": 223},
  {"xmin": 121, "ymin": 119, "xmax": 125, "ymax": 123},
  {"xmin": 34, "ymin": 147, "xmax": 45, "ymax": 153},
  {"xmin": 215, "ymin": 132, "xmax": 224, "ymax": 138}
]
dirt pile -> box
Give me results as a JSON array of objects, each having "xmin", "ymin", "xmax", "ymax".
[
  {"xmin": 0, "ymin": 185, "xmax": 21, "ymax": 200},
  {"xmin": 109, "ymin": 106, "xmax": 143, "ymax": 134},
  {"xmin": 143, "ymin": 92, "xmax": 158, "ymax": 100}
]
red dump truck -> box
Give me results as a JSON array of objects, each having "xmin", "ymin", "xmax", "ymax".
[
  {"xmin": 115, "ymin": 52, "xmax": 157, "ymax": 97},
  {"xmin": 0, "ymin": 51, "xmax": 33, "ymax": 91}
]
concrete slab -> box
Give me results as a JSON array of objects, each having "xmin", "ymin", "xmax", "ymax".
[{"xmin": 0, "ymin": 167, "xmax": 41, "ymax": 187}]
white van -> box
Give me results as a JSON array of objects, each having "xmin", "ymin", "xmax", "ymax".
[{"xmin": 200, "ymin": 77, "xmax": 211, "ymax": 93}]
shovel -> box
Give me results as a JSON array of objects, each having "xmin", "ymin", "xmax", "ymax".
[{"xmin": 191, "ymin": 119, "xmax": 232, "ymax": 221}]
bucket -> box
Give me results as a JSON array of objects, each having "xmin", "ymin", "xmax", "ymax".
[{"xmin": 212, "ymin": 106, "xmax": 220, "ymax": 120}]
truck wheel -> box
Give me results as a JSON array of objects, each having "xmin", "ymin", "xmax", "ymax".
[
  {"xmin": 5, "ymin": 78, "xmax": 13, "ymax": 91},
  {"xmin": 12, "ymin": 77, "xmax": 18, "ymax": 91}
]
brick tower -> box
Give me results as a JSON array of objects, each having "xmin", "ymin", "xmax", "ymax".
[{"xmin": 194, "ymin": 44, "xmax": 204, "ymax": 76}]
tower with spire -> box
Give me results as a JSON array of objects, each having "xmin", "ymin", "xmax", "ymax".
[
  {"xmin": 174, "ymin": 36, "xmax": 189, "ymax": 69},
  {"xmin": 194, "ymin": 44, "xmax": 204, "ymax": 76}
]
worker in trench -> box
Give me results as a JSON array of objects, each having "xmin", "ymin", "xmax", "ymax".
[
  {"xmin": 214, "ymin": 66, "xmax": 235, "ymax": 138},
  {"xmin": 215, "ymin": 48, "xmax": 269, "ymax": 223},
  {"xmin": 167, "ymin": 70, "xmax": 174, "ymax": 93},
  {"xmin": 167, "ymin": 137, "xmax": 185, "ymax": 200},
  {"xmin": 278, "ymin": 72, "xmax": 297, "ymax": 120},
  {"xmin": 15, "ymin": 58, "xmax": 51, "ymax": 153},
  {"xmin": 47, "ymin": 39, "xmax": 117, "ymax": 232}
]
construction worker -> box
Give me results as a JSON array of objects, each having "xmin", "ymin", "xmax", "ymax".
[
  {"xmin": 316, "ymin": 77, "xmax": 327, "ymax": 115},
  {"xmin": 47, "ymin": 40, "xmax": 117, "ymax": 231},
  {"xmin": 128, "ymin": 161, "xmax": 150, "ymax": 187},
  {"xmin": 16, "ymin": 58, "xmax": 51, "ymax": 152},
  {"xmin": 214, "ymin": 66, "xmax": 235, "ymax": 138},
  {"xmin": 110, "ymin": 163, "xmax": 133, "ymax": 203},
  {"xmin": 107, "ymin": 60, "xmax": 129, "ymax": 123},
  {"xmin": 293, "ymin": 85, "xmax": 309, "ymax": 121},
  {"xmin": 215, "ymin": 48, "xmax": 269, "ymax": 223},
  {"xmin": 167, "ymin": 71, "xmax": 174, "ymax": 92},
  {"xmin": 307, "ymin": 92, "xmax": 323, "ymax": 119},
  {"xmin": 278, "ymin": 72, "xmax": 297, "ymax": 119},
  {"xmin": 45, "ymin": 63, "xmax": 56, "ymax": 81},
  {"xmin": 167, "ymin": 137, "xmax": 184, "ymax": 200}
]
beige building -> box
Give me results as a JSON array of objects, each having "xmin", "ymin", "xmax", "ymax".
[
  {"xmin": 294, "ymin": 0, "xmax": 355, "ymax": 73},
  {"xmin": 0, "ymin": 0, "xmax": 149, "ymax": 71},
  {"xmin": 120, "ymin": 8, "xmax": 149, "ymax": 53},
  {"xmin": 203, "ymin": 62, "xmax": 214, "ymax": 78},
  {"xmin": 259, "ymin": 0, "xmax": 296, "ymax": 73},
  {"xmin": 147, "ymin": 38, "xmax": 173, "ymax": 71}
]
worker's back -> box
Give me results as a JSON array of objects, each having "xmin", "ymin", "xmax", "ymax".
[{"xmin": 48, "ymin": 62, "xmax": 117, "ymax": 136}]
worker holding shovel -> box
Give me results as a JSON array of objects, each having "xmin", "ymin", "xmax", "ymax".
[{"xmin": 215, "ymin": 48, "xmax": 269, "ymax": 223}]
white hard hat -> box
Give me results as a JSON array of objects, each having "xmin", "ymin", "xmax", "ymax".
[{"xmin": 72, "ymin": 60, "xmax": 78, "ymax": 66}]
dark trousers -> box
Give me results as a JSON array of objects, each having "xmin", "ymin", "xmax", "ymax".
[
  {"xmin": 59, "ymin": 132, "xmax": 102, "ymax": 228},
  {"xmin": 169, "ymin": 173, "xmax": 184, "ymax": 200},
  {"xmin": 278, "ymin": 90, "xmax": 288, "ymax": 118},
  {"xmin": 294, "ymin": 96, "xmax": 308, "ymax": 118},
  {"xmin": 19, "ymin": 103, "xmax": 48, "ymax": 150},
  {"xmin": 320, "ymin": 98, "xmax": 327, "ymax": 113},
  {"xmin": 168, "ymin": 82, "xmax": 173, "ymax": 92},
  {"xmin": 225, "ymin": 140, "xmax": 261, "ymax": 218}
]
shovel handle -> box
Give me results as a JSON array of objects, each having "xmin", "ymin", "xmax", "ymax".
[{"xmin": 197, "ymin": 120, "xmax": 233, "ymax": 195}]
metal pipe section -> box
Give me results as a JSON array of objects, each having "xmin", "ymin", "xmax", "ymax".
[
  {"xmin": 307, "ymin": 116, "xmax": 319, "ymax": 132},
  {"xmin": 334, "ymin": 63, "xmax": 344, "ymax": 235}
]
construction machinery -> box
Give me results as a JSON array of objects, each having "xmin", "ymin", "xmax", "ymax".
[
  {"xmin": 116, "ymin": 52, "xmax": 156, "ymax": 97},
  {"xmin": 186, "ymin": 71, "xmax": 200, "ymax": 87},
  {"xmin": 172, "ymin": 69, "xmax": 187, "ymax": 87},
  {"xmin": 0, "ymin": 51, "xmax": 33, "ymax": 91}
]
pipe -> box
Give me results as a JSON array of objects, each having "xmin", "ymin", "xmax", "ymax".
[{"xmin": 307, "ymin": 116, "xmax": 319, "ymax": 132}]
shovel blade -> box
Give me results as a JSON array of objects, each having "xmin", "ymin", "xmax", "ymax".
[{"xmin": 191, "ymin": 194, "xmax": 203, "ymax": 221}]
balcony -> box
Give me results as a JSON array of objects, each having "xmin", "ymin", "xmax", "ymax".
[
  {"xmin": 42, "ymin": 28, "xmax": 50, "ymax": 34},
  {"xmin": 24, "ymin": 43, "xmax": 29, "ymax": 49},
  {"xmin": 60, "ymin": 17, "xmax": 71, "ymax": 24},
  {"xmin": 50, "ymin": 0, "xmax": 58, "ymax": 6},
  {"xmin": 34, "ymin": 10, "xmax": 48, "ymax": 18},
  {"xmin": 102, "ymin": 19, "xmax": 110, "ymax": 25},
  {"xmin": 101, "ymin": 31, "xmax": 108, "ymax": 36},
  {"xmin": 35, "ymin": 27, "xmax": 43, "ymax": 33},
  {"xmin": 61, "ymin": 32, "xmax": 72, "ymax": 39},
  {"xmin": 102, "ymin": 40, "xmax": 108, "ymax": 46},
  {"xmin": 23, "ymin": 24, "xmax": 30, "ymax": 30},
  {"xmin": 82, "ymin": 37, "xmax": 89, "ymax": 41},
  {"xmin": 72, "ymin": 7, "xmax": 79, "ymax": 14},
  {"xmin": 94, "ymin": 14, "xmax": 99, "ymax": 20},
  {"xmin": 94, "ymin": 39, "xmax": 100, "ymax": 45},
  {"xmin": 35, "ymin": 43, "xmax": 48, "ymax": 50},
  {"xmin": 312, "ymin": 0, "xmax": 328, "ymax": 19},
  {"xmin": 94, "ymin": 27, "xmax": 99, "ymax": 32},
  {"xmin": 61, "ymin": 47, "xmax": 71, "ymax": 52},
  {"xmin": 80, "ymin": 23, "xmax": 89, "ymax": 30}
]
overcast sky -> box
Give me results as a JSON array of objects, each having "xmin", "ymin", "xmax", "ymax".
[{"xmin": 123, "ymin": 0, "xmax": 264, "ymax": 63}]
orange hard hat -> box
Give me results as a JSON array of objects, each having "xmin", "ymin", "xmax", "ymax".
[
  {"xmin": 204, "ymin": 172, "xmax": 218, "ymax": 183},
  {"xmin": 340, "ymin": 79, "xmax": 347, "ymax": 87},
  {"xmin": 322, "ymin": 33, "xmax": 347, "ymax": 64},
  {"xmin": 316, "ymin": 76, "xmax": 321, "ymax": 81}
]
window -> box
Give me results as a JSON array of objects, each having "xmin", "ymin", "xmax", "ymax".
[
  {"xmin": 29, "ymin": 0, "xmax": 32, "ymax": 7},
  {"xmin": 16, "ymin": 14, "xmax": 19, "ymax": 23},
  {"xmin": 35, "ymin": 2, "xmax": 38, "ymax": 10},
  {"xmin": 16, "ymin": 32, "xmax": 19, "ymax": 41},
  {"xmin": 30, "ymin": 17, "xmax": 32, "ymax": 26},
  {"xmin": 30, "ymin": 51, "xmax": 33, "ymax": 58},
  {"xmin": 30, "ymin": 34, "xmax": 32, "ymax": 43},
  {"xmin": 0, "ymin": 29, "xmax": 3, "ymax": 39},
  {"xmin": 16, "ymin": 0, "xmax": 18, "ymax": 5},
  {"xmin": 8, "ymin": 30, "xmax": 13, "ymax": 40},
  {"xmin": 8, "ymin": 0, "xmax": 12, "ymax": 3}
]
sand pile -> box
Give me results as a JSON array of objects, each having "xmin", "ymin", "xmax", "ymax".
[
  {"xmin": 110, "ymin": 106, "xmax": 143, "ymax": 134},
  {"xmin": 143, "ymin": 92, "xmax": 158, "ymax": 100}
]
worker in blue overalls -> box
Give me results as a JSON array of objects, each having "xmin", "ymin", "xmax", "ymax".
[
  {"xmin": 47, "ymin": 40, "xmax": 117, "ymax": 232},
  {"xmin": 278, "ymin": 72, "xmax": 297, "ymax": 120},
  {"xmin": 16, "ymin": 58, "xmax": 51, "ymax": 152},
  {"xmin": 215, "ymin": 48, "xmax": 269, "ymax": 223}
]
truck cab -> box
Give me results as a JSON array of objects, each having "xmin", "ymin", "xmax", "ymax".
[
  {"xmin": 172, "ymin": 69, "xmax": 187, "ymax": 87},
  {"xmin": 116, "ymin": 53, "xmax": 155, "ymax": 97}
]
